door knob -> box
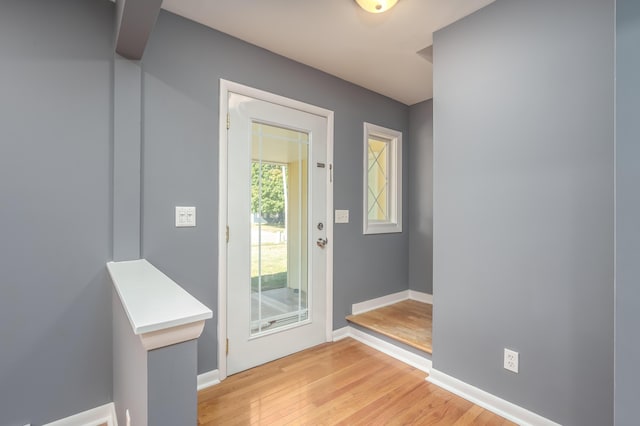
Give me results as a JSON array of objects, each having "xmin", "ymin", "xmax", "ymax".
[{"xmin": 316, "ymin": 237, "xmax": 328, "ymax": 248}]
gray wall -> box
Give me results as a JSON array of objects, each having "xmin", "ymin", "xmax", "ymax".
[
  {"xmin": 148, "ymin": 340, "xmax": 198, "ymax": 426},
  {"xmin": 432, "ymin": 1, "xmax": 614, "ymax": 425},
  {"xmin": 140, "ymin": 10, "xmax": 410, "ymax": 373},
  {"xmin": 408, "ymin": 100, "xmax": 433, "ymax": 294},
  {"xmin": 615, "ymin": 1, "xmax": 640, "ymax": 425},
  {"xmin": 0, "ymin": 0, "xmax": 114, "ymax": 424},
  {"xmin": 113, "ymin": 57, "xmax": 142, "ymax": 261},
  {"xmin": 113, "ymin": 290, "xmax": 148, "ymax": 426}
]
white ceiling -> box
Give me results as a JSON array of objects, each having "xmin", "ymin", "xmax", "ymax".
[{"xmin": 160, "ymin": 0, "xmax": 495, "ymax": 106}]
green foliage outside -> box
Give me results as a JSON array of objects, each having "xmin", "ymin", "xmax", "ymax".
[
  {"xmin": 252, "ymin": 163, "xmax": 288, "ymax": 289},
  {"xmin": 250, "ymin": 231, "xmax": 288, "ymax": 291},
  {"xmin": 251, "ymin": 162, "xmax": 286, "ymax": 225}
]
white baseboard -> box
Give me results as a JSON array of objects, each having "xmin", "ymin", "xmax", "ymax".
[
  {"xmin": 351, "ymin": 290, "xmax": 433, "ymax": 315},
  {"xmin": 44, "ymin": 370, "xmax": 221, "ymax": 426},
  {"xmin": 197, "ymin": 369, "xmax": 221, "ymax": 391},
  {"xmin": 408, "ymin": 290, "xmax": 433, "ymax": 304},
  {"xmin": 332, "ymin": 326, "xmax": 351, "ymax": 341},
  {"xmin": 44, "ymin": 403, "xmax": 117, "ymax": 426},
  {"xmin": 352, "ymin": 290, "xmax": 409, "ymax": 314},
  {"xmin": 427, "ymin": 369, "xmax": 561, "ymax": 426},
  {"xmin": 333, "ymin": 326, "xmax": 431, "ymax": 373}
]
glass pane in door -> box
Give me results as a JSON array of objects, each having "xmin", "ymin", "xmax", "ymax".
[{"xmin": 250, "ymin": 122, "xmax": 309, "ymax": 336}]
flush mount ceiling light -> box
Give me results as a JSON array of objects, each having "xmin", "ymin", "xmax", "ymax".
[{"xmin": 355, "ymin": 0, "xmax": 399, "ymax": 13}]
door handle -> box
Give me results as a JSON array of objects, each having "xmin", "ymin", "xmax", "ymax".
[{"xmin": 316, "ymin": 237, "xmax": 328, "ymax": 249}]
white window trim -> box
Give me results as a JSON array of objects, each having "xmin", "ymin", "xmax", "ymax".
[{"xmin": 363, "ymin": 122, "xmax": 402, "ymax": 235}]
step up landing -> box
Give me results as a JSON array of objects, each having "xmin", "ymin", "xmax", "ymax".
[{"xmin": 346, "ymin": 299, "xmax": 432, "ymax": 354}]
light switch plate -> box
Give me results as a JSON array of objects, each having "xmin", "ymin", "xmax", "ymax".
[
  {"xmin": 335, "ymin": 209, "xmax": 349, "ymax": 224},
  {"xmin": 176, "ymin": 206, "xmax": 196, "ymax": 227}
]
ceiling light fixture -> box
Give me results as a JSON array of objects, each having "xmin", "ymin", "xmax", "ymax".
[{"xmin": 355, "ymin": 0, "xmax": 398, "ymax": 13}]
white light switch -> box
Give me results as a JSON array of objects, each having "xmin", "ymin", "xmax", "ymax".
[
  {"xmin": 335, "ymin": 209, "xmax": 349, "ymax": 224},
  {"xmin": 176, "ymin": 206, "xmax": 196, "ymax": 227}
]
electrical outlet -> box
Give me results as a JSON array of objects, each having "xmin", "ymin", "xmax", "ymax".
[{"xmin": 504, "ymin": 348, "xmax": 519, "ymax": 373}]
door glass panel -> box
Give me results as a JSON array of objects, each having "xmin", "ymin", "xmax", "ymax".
[{"xmin": 251, "ymin": 122, "xmax": 309, "ymax": 336}]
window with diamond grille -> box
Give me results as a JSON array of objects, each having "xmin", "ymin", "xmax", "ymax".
[
  {"xmin": 367, "ymin": 136, "xmax": 390, "ymax": 221},
  {"xmin": 363, "ymin": 122, "xmax": 402, "ymax": 234}
]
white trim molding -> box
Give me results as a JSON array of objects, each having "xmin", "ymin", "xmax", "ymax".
[
  {"xmin": 351, "ymin": 289, "xmax": 433, "ymax": 315},
  {"xmin": 139, "ymin": 320, "xmax": 206, "ymax": 351},
  {"xmin": 333, "ymin": 326, "xmax": 431, "ymax": 373},
  {"xmin": 44, "ymin": 403, "xmax": 117, "ymax": 426},
  {"xmin": 352, "ymin": 290, "xmax": 408, "ymax": 315},
  {"xmin": 217, "ymin": 79, "xmax": 229, "ymax": 381},
  {"xmin": 197, "ymin": 369, "xmax": 221, "ymax": 391},
  {"xmin": 427, "ymin": 369, "xmax": 561, "ymax": 426},
  {"xmin": 408, "ymin": 290, "xmax": 433, "ymax": 304}
]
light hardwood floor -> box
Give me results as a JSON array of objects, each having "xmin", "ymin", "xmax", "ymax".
[
  {"xmin": 198, "ymin": 338, "xmax": 513, "ymax": 425},
  {"xmin": 346, "ymin": 299, "xmax": 432, "ymax": 353}
]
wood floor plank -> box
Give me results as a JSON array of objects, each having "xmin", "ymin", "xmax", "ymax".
[
  {"xmin": 198, "ymin": 338, "xmax": 514, "ymax": 425},
  {"xmin": 451, "ymin": 405, "xmax": 485, "ymax": 425},
  {"xmin": 346, "ymin": 299, "xmax": 433, "ymax": 353},
  {"xmin": 250, "ymin": 353, "xmax": 390, "ymax": 424}
]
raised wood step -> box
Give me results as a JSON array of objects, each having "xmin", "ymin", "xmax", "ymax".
[{"xmin": 346, "ymin": 299, "xmax": 432, "ymax": 354}]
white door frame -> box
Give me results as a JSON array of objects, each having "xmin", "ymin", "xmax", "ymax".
[{"xmin": 217, "ymin": 79, "xmax": 334, "ymax": 380}]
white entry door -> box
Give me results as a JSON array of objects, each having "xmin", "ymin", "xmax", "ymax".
[{"xmin": 226, "ymin": 90, "xmax": 329, "ymax": 375}]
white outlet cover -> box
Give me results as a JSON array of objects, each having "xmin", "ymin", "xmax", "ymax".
[
  {"xmin": 335, "ymin": 209, "xmax": 349, "ymax": 223},
  {"xmin": 176, "ymin": 206, "xmax": 196, "ymax": 227},
  {"xmin": 504, "ymin": 348, "xmax": 519, "ymax": 373}
]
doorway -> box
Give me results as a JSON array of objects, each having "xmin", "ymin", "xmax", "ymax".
[{"xmin": 218, "ymin": 81, "xmax": 334, "ymax": 378}]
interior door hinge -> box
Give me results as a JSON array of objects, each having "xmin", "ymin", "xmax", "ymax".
[
  {"xmin": 226, "ymin": 338, "xmax": 229, "ymax": 355},
  {"xmin": 226, "ymin": 225, "xmax": 229, "ymax": 243},
  {"xmin": 227, "ymin": 113, "xmax": 230, "ymax": 130},
  {"xmin": 330, "ymin": 164, "xmax": 333, "ymax": 183}
]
